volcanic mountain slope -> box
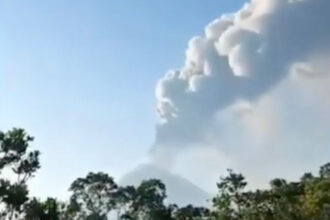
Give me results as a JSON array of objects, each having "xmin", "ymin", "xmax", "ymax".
[{"xmin": 120, "ymin": 164, "xmax": 210, "ymax": 207}]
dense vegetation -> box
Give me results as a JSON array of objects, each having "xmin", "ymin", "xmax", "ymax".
[{"xmin": 0, "ymin": 128, "xmax": 329, "ymax": 219}]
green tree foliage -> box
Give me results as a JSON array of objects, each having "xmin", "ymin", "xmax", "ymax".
[
  {"xmin": 0, "ymin": 128, "xmax": 40, "ymax": 219},
  {"xmin": 211, "ymin": 169, "xmax": 247, "ymax": 219},
  {"xmin": 210, "ymin": 166, "xmax": 330, "ymax": 220},
  {"xmin": 1, "ymin": 128, "xmax": 330, "ymax": 220},
  {"xmin": 67, "ymin": 173, "xmax": 208, "ymax": 220},
  {"xmin": 68, "ymin": 172, "xmax": 119, "ymax": 219},
  {"xmin": 119, "ymin": 179, "xmax": 168, "ymax": 220},
  {"xmin": 172, "ymin": 204, "xmax": 209, "ymax": 220},
  {"xmin": 24, "ymin": 197, "xmax": 66, "ymax": 220}
]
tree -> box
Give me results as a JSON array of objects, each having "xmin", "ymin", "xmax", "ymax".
[
  {"xmin": 68, "ymin": 172, "xmax": 118, "ymax": 219},
  {"xmin": 303, "ymin": 167, "xmax": 330, "ymax": 220},
  {"xmin": 172, "ymin": 204, "xmax": 209, "ymax": 220},
  {"xmin": 24, "ymin": 197, "xmax": 65, "ymax": 220},
  {"xmin": 319, "ymin": 163, "xmax": 330, "ymax": 179},
  {"xmin": 120, "ymin": 179, "xmax": 168, "ymax": 220},
  {"xmin": 2, "ymin": 127, "xmax": 330, "ymax": 220},
  {"xmin": 0, "ymin": 128, "xmax": 40, "ymax": 219},
  {"xmin": 211, "ymin": 169, "xmax": 247, "ymax": 220}
]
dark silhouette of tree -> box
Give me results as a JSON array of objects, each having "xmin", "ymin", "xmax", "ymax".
[
  {"xmin": 119, "ymin": 179, "xmax": 168, "ymax": 220},
  {"xmin": 1, "ymin": 127, "xmax": 330, "ymax": 220},
  {"xmin": 68, "ymin": 172, "xmax": 119, "ymax": 219},
  {"xmin": 319, "ymin": 162, "xmax": 330, "ymax": 178},
  {"xmin": 210, "ymin": 164, "xmax": 330, "ymax": 220},
  {"xmin": 0, "ymin": 128, "xmax": 40, "ymax": 219},
  {"xmin": 24, "ymin": 197, "xmax": 65, "ymax": 220},
  {"xmin": 172, "ymin": 204, "xmax": 209, "ymax": 220},
  {"xmin": 211, "ymin": 169, "xmax": 247, "ymax": 219}
]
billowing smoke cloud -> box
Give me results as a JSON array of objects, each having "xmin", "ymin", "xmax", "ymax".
[
  {"xmin": 151, "ymin": 0, "xmax": 330, "ymax": 190},
  {"xmin": 155, "ymin": 0, "xmax": 330, "ymax": 149},
  {"xmin": 125, "ymin": 0, "xmax": 330, "ymax": 204}
]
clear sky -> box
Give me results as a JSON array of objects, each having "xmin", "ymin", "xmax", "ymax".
[{"xmin": 0, "ymin": 0, "xmax": 246, "ymax": 198}]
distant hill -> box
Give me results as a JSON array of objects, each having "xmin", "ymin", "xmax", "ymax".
[{"xmin": 120, "ymin": 164, "xmax": 210, "ymax": 207}]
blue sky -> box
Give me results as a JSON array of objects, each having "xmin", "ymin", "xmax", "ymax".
[{"xmin": 0, "ymin": 0, "xmax": 246, "ymax": 198}]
